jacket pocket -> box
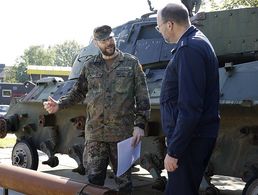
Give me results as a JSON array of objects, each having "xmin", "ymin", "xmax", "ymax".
[
  {"xmin": 160, "ymin": 101, "xmax": 177, "ymax": 136},
  {"xmin": 115, "ymin": 70, "xmax": 133, "ymax": 93},
  {"xmin": 87, "ymin": 72, "xmax": 103, "ymax": 92}
]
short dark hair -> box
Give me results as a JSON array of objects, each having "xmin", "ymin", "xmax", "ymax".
[{"xmin": 160, "ymin": 3, "xmax": 189, "ymax": 25}]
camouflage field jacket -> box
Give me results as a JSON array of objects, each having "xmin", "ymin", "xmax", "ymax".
[{"xmin": 58, "ymin": 50, "xmax": 150, "ymax": 142}]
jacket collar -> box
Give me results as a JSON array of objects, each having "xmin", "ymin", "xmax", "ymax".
[
  {"xmin": 171, "ymin": 25, "xmax": 197, "ymax": 54},
  {"xmin": 93, "ymin": 49, "xmax": 124, "ymax": 72},
  {"xmin": 178, "ymin": 25, "xmax": 196, "ymax": 43}
]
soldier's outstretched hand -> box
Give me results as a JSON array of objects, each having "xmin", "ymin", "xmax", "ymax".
[
  {"xmin": 43, "ymin": 96, "xmax": 59, "ymax": 114},
  {"xmin": 131, "ymin": 126, "xmax": 144, "ymax": 147}
]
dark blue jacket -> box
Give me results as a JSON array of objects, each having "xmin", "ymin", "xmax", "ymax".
[{"xmin": 160, "ymin": 26, "xmax": 220, "ymax": 159}]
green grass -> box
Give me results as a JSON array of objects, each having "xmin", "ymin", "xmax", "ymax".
[{"xmin": 0, "ymin": 137, "xmax": 16, "ymax": 148}]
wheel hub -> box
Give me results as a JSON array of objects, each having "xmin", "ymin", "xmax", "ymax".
[
  {"xmin": 13, "ymin": 151, "xmax": 27, "ymax": 167},
  {"xmin": 14, "ymin": 153, "xmax": 26, "ymax": 165}
]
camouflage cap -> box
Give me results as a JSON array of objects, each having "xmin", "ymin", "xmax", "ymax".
[{"xmin": 93, "ymin": 25, "xmax": 114, "ymax": 41}]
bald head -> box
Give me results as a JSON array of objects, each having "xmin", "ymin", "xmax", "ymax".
[
  {"xmin": 156, "ymin": 2, "xmax": 191, "ymax": 43},
  {"xmin": 159, "ymin": 3, "xmax": 190, "ymax": 26}
]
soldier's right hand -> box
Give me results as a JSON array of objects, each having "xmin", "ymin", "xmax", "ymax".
[
  {"xmin": 43, "ymin": 96, "xmax": 59, "ymax": 114},
  {"xmin": 131, "ymin": 126, "xmax": 144, "ymax": 148}
]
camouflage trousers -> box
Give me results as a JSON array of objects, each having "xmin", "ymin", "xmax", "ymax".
[{"xmin": 83, "ymin": 141, "xmax": 132, "ymax": 192}]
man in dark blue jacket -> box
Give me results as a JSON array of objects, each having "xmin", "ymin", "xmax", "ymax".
[{"xmin": 157, "ymin": 2, "xmax": 220, "ymax": 195}]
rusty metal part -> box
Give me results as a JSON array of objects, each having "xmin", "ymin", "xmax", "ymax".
[
  {"xmin": 0, "ymin": 118, "xmax": 7, "ymax": 138},
  {"xmin": 0, "ymin": 164, "xmax": 116, "ymax": 195},
  {"xmin": 40, "ymin": 126, "xmax": 60, "ymax": 167},
  {"xmin": 40, "ymin": 140, "xmax": 59, "ymax": 168},
  {"xmin": 42, "ymin": 156, "xmax": 59, "ymax": 167},
  {"xmin": 5, "ymin": 114, "xmax": 20, "ymax": 133},
  {"xmin": 68, "ymin": 144, "xmax": 85, "ymax": 175},
  {"xmin": 22, "ymin": 123, "xmax": 36, "ymax": 133},
  {"xmin": 70, "ymin": 116, "xmax": 86, "ymax": 130},
  {"xmin": 39, "ymin": 114, "xmax": 56, "ymax": 127}
]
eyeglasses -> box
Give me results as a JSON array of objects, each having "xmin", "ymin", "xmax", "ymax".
[{"xmin": 155, "ymin": 21, "xmax": 166, "ymax": 32}]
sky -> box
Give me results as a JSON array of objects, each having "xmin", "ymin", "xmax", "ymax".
[{"xmin": 0, "ymin": 0, "xmax": 179, "ymax": 66}]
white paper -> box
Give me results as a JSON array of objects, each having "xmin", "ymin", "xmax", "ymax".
[{"xmin": 116, "ymin": 137, "xmax": 141, "ymax": 177}]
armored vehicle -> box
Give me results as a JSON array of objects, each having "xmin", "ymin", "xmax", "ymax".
[{"xmin": 0, "ymin": 5, "xmax": 258, "ymax": 195}]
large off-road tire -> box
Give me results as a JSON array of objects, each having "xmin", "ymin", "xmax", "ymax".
[
  {"xmin": 11, "ymin": 139, "xmax": 39, "ymax": 170},
  {"xmin": 243, "ymin": 178, "xmax": 258, "ymax": 195}
]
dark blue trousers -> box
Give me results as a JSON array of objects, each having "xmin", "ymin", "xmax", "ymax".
[{"xmin": 165, "ymin": 137, "xmax": 216, "ymax": 195}]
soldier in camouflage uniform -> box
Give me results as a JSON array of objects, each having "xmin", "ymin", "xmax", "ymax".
[{"xmin": 43, "ymin": 25, "xmax": 150, "ymax": 193}]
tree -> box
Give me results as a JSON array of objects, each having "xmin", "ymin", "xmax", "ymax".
[
  {"xmin": 4, "ymin": 62, "xmax": 30, "ymax": 83},
  {"xmin": 4, "ymin": 66, "xmax": 17, "ymax": 83},
  {"xmin": 4, "ymin": 41, "xmax": 82, "ymax": 83},
  {"xmin": 207, "ymin": 0, "xmax": 258, "ymax": 10},
  {"xmin": 14, "ymin": 62, "xmax": 30, "ymax": 83},
  {"xmin": 4, "ymin": 45, "xmax": 55, "ymax": 83},
  {"xmin": 221, "ymin": 0, "xmax": 258, "ymax": 9},
  {"xmin": 54, "ymin": 41, "xmax": 81, "ymax": 67},
  {"xmin": 22, "ymin": 45, "xmax": 55, "ymax": 66}
]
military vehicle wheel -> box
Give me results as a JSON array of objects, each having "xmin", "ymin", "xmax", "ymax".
[
  {"xmin": 11, "ymin": 140, "xmax": 39, "ymax": 170},
  {"xmin": 243, "ymin": 178, "xmax": 258, "ymax": 195}
]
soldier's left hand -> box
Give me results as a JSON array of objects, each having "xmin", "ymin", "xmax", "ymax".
[{"xmin": 131, "ymin": 126, "xmax": 144, "ymax": 147}]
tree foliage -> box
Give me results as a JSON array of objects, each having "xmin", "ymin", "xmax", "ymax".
[
  {"xmin": 4, "ymin": 40, "xmax": 81, "ymax": 83},
  {"xmin": 22, "ymin": 45, "xmax": 55, "ymax": 66},
  {"xmin": 54, "ymin": 41, "xmax": 81, "ymax": 67},
  {"xmin": 5, "ymin": 60, "xmax": 30, "ymax": 83},
  {"xmin": 4, "ymin": 66, "xmax": 17, "ymax": 83},
  {"xmin": 221, "ymin": 0, "xmax": 258, "ymax": 9},
  {"xmin": 207, "ymin": 0, "xmax": 258, "ymax": 10},
  {"xmin": 15, "ymin": 62, "xmax": 30, "ymax": 83}
]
